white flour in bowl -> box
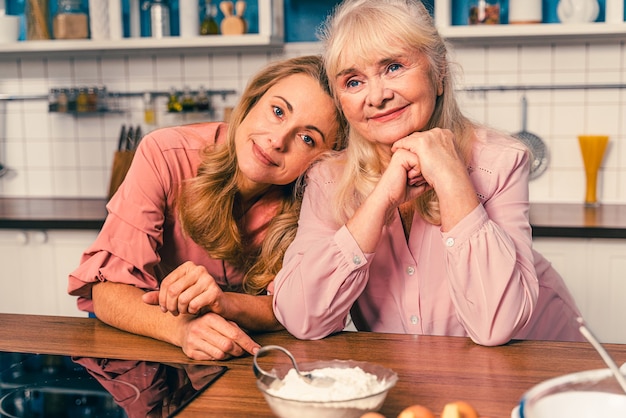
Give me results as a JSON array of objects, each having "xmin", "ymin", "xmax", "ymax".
[{"xmin": 266, "ymin": 366, "xmax": 387, "ymax": 402}]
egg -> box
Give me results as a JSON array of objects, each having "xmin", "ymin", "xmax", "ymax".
[
  {"xmin": 397, "ymin": 404, "xmax": 436, "ymax": 418},
  {"xmin": 441, "ymin": 401, "xmax": 479, "ymax": 418}
]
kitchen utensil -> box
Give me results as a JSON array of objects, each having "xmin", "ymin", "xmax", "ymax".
[
  {"xmin": 577, "ymin": 317, "xmax": 626, "ymax": 394},
  {"xmin": 578, "ymin": 135, "xmax": 609, "ymax": 207},
  {"xmin": 219, "ymin": 0, "xmax": 247, "ymax": 35},
  {"xmin": 253, "ymin": 345, "xmax": 335, "ymax": 387},
  {"xmin": 255, "ymin": 357, "xmax": 398, "ymax": 418},
  {"xmin": 513, "ymin": 95, "xmax": 549, "ymax": 180}
]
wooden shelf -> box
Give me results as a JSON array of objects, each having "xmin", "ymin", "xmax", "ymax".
[
  {"xmin": 0, "ymin": 34, "xmax": 284, "ymax": 58},
  {"xmin": 440, "ymin": 22, "xmax": 626, "ymax": 45},
  {"xmin": 434, "ymin": 0, "xmax": 626, "ymax": 45},
  {"xmin": 0, "ymin": 0, "xmax": 284, "ymax": 57}
]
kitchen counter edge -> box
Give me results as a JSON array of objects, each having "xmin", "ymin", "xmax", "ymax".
[{"xmin": 0, "ymin": 198, "xmax": 625, "ymax": 238}]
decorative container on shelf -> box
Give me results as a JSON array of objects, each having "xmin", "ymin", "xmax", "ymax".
[{"xmin": 557, "ymin": 0, "xmax": 599, "ymax": 23}]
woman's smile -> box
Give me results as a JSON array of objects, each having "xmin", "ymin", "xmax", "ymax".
[
  {"xmin": 252, "ymin": 141, "xmax": 279, "ymax": 167},
  {"xmin": 368, "ymin": 104, "xmax": 409, "ymax": 123}
]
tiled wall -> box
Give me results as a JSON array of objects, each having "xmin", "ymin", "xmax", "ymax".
[{"xmin": 0, "ymin": 39, "xmax": 625, "ymax": 204}]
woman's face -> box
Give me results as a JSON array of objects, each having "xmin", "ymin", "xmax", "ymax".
[
  {"xmin": 235, "ymin": 73, "xmax": 338, "ymax": 192},
  {"xmin": 334, "ymin": 50, "xmax": 441, "ymax": 151}
]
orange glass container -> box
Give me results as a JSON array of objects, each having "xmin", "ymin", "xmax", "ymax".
[{"xmin": 578, "ymin": 135, "xmax": 609, "ymax": 207}]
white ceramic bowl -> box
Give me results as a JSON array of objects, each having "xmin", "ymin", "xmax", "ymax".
[
  {"xmin": 513, "ymin": 367, "xmax": 626, "ymax": 418},
  {"xmin": 255, "ymin": 359, "xmax": 398, "ymax": 418},
  {"xmin": 0, "ymin": 14, "xmax": 20, "ymax": 43}
]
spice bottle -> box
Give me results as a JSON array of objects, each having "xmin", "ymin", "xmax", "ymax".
[
  {"xmin": 195, "ymin": 85, "xmax": 210, "ymax": 111},
  {"xmin": 167, "ymin": 88, "xmax": 182, "ymax": 112},
  {"xmin": 143, "ymin": 92, "xmax": 156, "ymax": 124},
  {"xmin": 48, "ymin": 88, "xmax": 59, "ymax": 112},
  {"xmin": 96, "ymin": 86, "xmax": 109, "ymax": 112},
  {"xmin": 67, "ymin": 87, "xmax": 78, "ymax": 113},
  {"xmin": 76, "ymin": 87, "xmax": 89, "ymax": 113},
  {"xmin": 181, "ymin": 86, "xmax": 195, "ymax": 112},
  {"xmin": 87, "ymin": 87, "xmax": 98, "ymax": 112},
  {"xmin": 53, "ymin": 0, "xmax": 88, "ymax": 39},
  {"xmin": 57, "ymin": 88, "xmax": 68, "ymax": 113}
]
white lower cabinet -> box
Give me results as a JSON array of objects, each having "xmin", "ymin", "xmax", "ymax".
[
  {"xmin": 0, "ymin": 229, "xmax": 97, "ymax": 317},
  {"xmin": 533, "ymin": 238, "xmax": 626, "ymax": 344}
]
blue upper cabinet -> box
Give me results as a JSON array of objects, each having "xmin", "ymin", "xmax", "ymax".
[
  {"xmin": 284, "ymin": 0, "xmax": 339, "ymax": 42},
  {"xmin": 284, "ymin": 0, "xmax": 435, "ymax": 42}
]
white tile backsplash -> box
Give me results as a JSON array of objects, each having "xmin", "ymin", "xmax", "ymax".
[{"xmin": 1, "ymin": 40, "xmax": 626, "ymax": 203}]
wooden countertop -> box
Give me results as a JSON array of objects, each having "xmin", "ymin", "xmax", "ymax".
[
  {"xmin": 0, "ymin": 198, "xmax": 626, "ymax": 238},
  {"xmin": 530, "ymin": 203, "xmax": 626, "ymax": 239},
  {"xmin": 0, "ymin": 197, "xmax": 107, "ymax": 229},
  {"xmin": 1, "ymin": 314, "xmax": 625, "ymax": 418}
]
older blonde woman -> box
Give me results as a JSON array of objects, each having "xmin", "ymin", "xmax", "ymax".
[{"xmin": 272, "ymin": 0, "xmax": 583, "ymax": 345}]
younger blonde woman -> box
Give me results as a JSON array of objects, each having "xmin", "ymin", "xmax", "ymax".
[{"xmin": 69, "ymin": 55, "xmax": 345, "ymax": 360}]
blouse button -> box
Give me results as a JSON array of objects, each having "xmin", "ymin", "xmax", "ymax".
[
  {"xmin": 406, "ymin": 266, "xmax": 415, "ymax": 275},
  {"xmin": 353, "ymin": 255, "xmax": 362, "ymax": 265},
  {"xmin": 410, "ymin": 315, "xmax": 419, "ymax": 325},
  {"xmin": 445, "ymin": 237, "xmax": 455, "ymax": 247}
]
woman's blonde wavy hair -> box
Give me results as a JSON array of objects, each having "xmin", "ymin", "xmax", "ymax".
[
  {"xmin": 178, "ymin": 55, "xmax": 346, "ymax": 295},
  {"xmin": 320, "ymin": 0, "xmax": 474, "ymax": 225}
]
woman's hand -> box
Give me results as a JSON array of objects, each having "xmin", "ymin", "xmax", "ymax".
[
  {"xmin": 143, "ymin": 261, "xmax": 227, "ymax": 317},
  {"xmin": 176, "ymin": 312, "xmax": 260, "ymax": 360},
  {"xmin": 391, "ymin": 127, "xmax": 479, "ymax": 231},
  {"xmin": 391, "ymin": 128, "xmax": 466, "ymax": 193}
]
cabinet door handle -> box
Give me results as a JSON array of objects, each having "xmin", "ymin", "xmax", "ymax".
[
  {"xmin": 15, "ymin": 231, "xmax": 28, "ymax": 245},
  {"xmin": 32, "ymin": 231, "xmax": 48, "ymax": 244}
]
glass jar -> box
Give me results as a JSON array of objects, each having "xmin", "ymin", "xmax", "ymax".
[
  {"xmin": 53, "ymin": 0, "xmax": 88, "ymax": 39},
  {"xmin": 468, "ymin": 0, "xmax": 501, "ymax": 25}
]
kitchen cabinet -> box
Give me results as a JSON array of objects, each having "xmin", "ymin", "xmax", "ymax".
[
  {"xmin": 533, "ymin": 237, "xmax": 626, "ymax": 344},
  {"xmin": 0, "ymin": 0, "xmax": 283, "ymax": 58},
  {"xmin": 0, "ymin": 229, "xmax": 96, "ymax": 317},
  {"xmin": 433, "ymin": 0, "xmax": 626, "ymax": 44}
]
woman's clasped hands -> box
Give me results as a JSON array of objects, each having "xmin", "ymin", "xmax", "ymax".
[
  {"xmin": 384, "ymin": 127, "xmax": 466, "ymax": 207},
  {"xmin": 143, "ymin": 261, "xmax": 259, "ymax": 361}
]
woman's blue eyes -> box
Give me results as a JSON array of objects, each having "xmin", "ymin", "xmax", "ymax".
[
  {"xmin": 345, "ymin": 63, "xmax": 403, "ymax": 89},
  {"xmin": 388, "ymin": 63, "xmax": 402, "ymax": 72},
  {"xmin": 273, "ymin": 106, "xmax": 284, "ymax": 117},
  {"xmin": 301, "ymin": 135, "xmax": 314, "ymax": 146},
  {"xmin": 272, "ymin": 105, "xmax": 316, "ymax": 147}
]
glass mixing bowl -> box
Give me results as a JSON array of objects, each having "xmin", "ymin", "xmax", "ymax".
[
  {"xmin": 514, "ymin": 367, "xmax": 626, "ymax": 418},
  {"xmin": 255, "ymin": 359, "xmax": 398, "ymax": 418}
]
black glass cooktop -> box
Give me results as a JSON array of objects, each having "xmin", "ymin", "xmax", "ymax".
[{"xmin": 0, "ymin": 352, "xmax": 227, "ymax": 418}]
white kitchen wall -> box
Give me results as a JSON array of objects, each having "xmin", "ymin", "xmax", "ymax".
[{"xmin": 0, "ymin": 40, "xmax": 625, "ymax": 203}]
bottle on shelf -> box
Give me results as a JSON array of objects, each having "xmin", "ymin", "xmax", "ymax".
[
  {"xmin": 66, "ymin": 87, "xmax": 78, "ymax": 113},
  {"xmin": 468, "ymin": 0, "xmax": 501, "ymax": 25},
  {"xmin": 56, "ymin": 88, "xmax": 68, "ymax": 113},
  {"xmin": 167, "ymin": 87, "xmax": 182, "ymax": 112},
  {"xmin": 195, "ymin": 85, "xmax": 211, "ymax": 111},
  {"xmin": 48, "ymin": 88, "xmax": 59, "ymax": 112},
  {"xmin": 87, "ymin": 87, "xmax": 98, "ymax": 112},
  {"xmin": 76, "ymin": 87, "xmax": 89, "ymax": 113},
  {"xmin": 96, "ymin": 86, "xmax": 108, "ymax": 112},
  {"xmin": 143, "ymin": 92, "xmax": 156, "ymax": 124},
  {"xmin": 181, "ymin": 86, "xmax": 195, "ymax": 112},
  {"xmin": 146, "ymin": 0, "xmax": 171, "ymax": 38},
  {"xmin": 200, "ymin": 0, "xmax": 219, "ymax": 35}
]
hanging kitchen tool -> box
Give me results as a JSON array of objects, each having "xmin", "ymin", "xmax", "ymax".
[{"xmin": 513, "ymin": 95, "xmax": 549, "ymax": 180}]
